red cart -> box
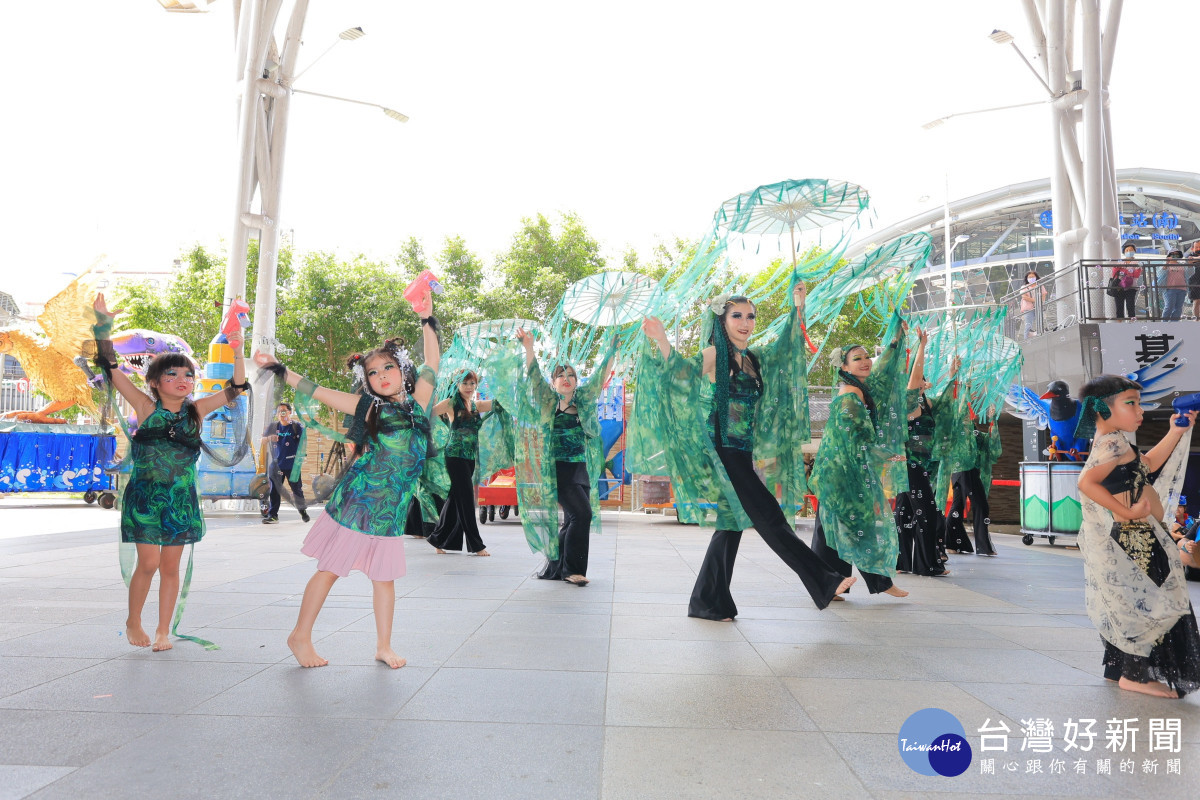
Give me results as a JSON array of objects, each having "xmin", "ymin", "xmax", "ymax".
[{"xmin": 477, "ymin": 468, "xmax": 519, "ymax": 523}]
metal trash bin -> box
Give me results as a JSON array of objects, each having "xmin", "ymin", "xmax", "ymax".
[{"xmin": 1019, "ymin": 461, "xmax": 1083, "ymax": 546}]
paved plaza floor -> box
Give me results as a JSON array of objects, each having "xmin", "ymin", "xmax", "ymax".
[{"xmin": 1, "ymin": 499, "xmax": 1199, "ymax": 799}]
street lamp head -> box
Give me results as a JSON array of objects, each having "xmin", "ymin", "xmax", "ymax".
[
  {"xmin": 157, "ymin": 0, "xmax": 214, "ymax": 11},
  {"xmin": 339, "ymin": 27, "xmax": 366, "ymax": 41},
  {"xmin": 383, "ymin": 108, "xmax": 410, "ymax": 123},
  {"xmin": 989, "ymin": 29, "xmax": 1014, "ymax": 45},
  {"xmin": 954, "ymin": 234, "xmax": 971, "ymax": 244},
  {"xmin": 921, "ymin": 118, "xmax": 945, "ymax": 130}
]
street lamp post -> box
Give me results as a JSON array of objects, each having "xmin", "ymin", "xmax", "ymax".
[{"xmin": 160, "ymin": 0, "xmax": 410, "ymax": 456}]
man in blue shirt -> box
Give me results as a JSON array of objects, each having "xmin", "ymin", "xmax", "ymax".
[{"xmin": 264, "ymin": 402, "xmax": 309, "ymax": 524}]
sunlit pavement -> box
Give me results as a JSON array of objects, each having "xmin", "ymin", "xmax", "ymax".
[{"xmin": 1, "ymin": 499, "xmax": 1198, "ymax": 799}]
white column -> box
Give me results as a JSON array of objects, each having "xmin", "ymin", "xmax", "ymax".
[{"xmin": 1080, "ymin": 0, "xmax": 1105, "ymax": 261}]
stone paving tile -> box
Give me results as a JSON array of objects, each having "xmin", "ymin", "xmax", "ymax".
[
  {"xmin": 605, "ymin": 672, "xmax": 818, "ymax": 731},
  {"xmin": 397, "ymin": 667, "xmax": 607, "ymax": 725},
  {"xmin": 0, "ymin": 659, "xmax": 268, "ymax": 715},
  {"xmin": 0, "ymin": 766, "xmax": 77, "ymax": 800},
  {"xmin": 601, "ymin": 727, "xmax": 872, "ymax": 800},
  {"xmin": 0, "ymin": 709, "xmax": 170, "ymax": 766},
  {"xmin": 319, "ymin": 720, "xmax": 604, "ymax": 800},
  {"xmin": 608, "ymin": 638, "xmax": 773, "ymax": 676},
  {"xmin": 445, "ymin": 633, "xmax": 610, "ymax": 672},
  {"xmin": 0, "ymin": 624, "xmax": 142, "ymax": 660},
  {"xmin": 187, "ymin": 663, "xmax": 435, "ymax": 719},
  {"xmin": 23, "ymin": 714, "xmax": 387, "ymax": 800},
  {"xmin": 0, "ymin": 657, "xmax": 107, "ymax": 699}
]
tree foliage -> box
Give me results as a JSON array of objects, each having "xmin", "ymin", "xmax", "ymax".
[
  {"xmin": 107, "ymin": 212, "xmax": 890, "ymax": 398},
  {"xmin": 491, "ymin": 212, "xmax": 606, "ymax": 319}
]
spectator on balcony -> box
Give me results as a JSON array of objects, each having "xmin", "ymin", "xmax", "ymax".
[
  {"xmin": 1187, "ymin": 241, "xmax": 1200, "ymax": 320},
  {"xmin": 1018, "ymin": 270, "xmax": 1048, "ymax": 338},
  {"xmin": 1112, "ymin": 244, "xmax": 1141, "ymax": 320},
  {"xmin": 1162, "ymin": 250, "xmax": 1188, "ymax": 321}
]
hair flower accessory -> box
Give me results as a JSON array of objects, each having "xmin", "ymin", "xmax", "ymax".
[{"xmin": 708, "ymin": 293, "xmax": 731, "ymax": 315}]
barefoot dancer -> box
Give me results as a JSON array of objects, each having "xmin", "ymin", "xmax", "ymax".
[
  {"xmin": 92, "ymin": 294, "xmax": 247, "ymax": 651},
  {"xmin": 810, "ymin": 319, "xmax": 913, "ymax": 599},
  {"xmin": 639, "ymin": 284, "xmax": 856, "ymax": 620},
  {"xmin": 505, "ymin": 329, "xmax": 618, "ymax": 586},
  {"xmin": 1075, "ymin": 375, "xmax": 1200, "ymax": 698},
  {"xmin": 427, "ymin": 369, "xmax": 493, "ymax": 556},
  {"xmin": 255, "ymin": 296, "xmax": 441, "ymax": 669}
]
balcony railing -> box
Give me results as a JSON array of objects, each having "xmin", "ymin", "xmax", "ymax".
[{"xmin": 998, "ymin": 258, "xmax": 1199, "ymax": 341}]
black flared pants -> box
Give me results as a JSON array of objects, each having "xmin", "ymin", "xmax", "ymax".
[
  {"xmin": 688, "ymin": 447, "xmax": 844, "ymax": 620},
  {"xmin": 894, "ymin": 461, "xmax": 947, "ymax": 576},
  {"xmin": 809, "ymin": 515, "xmax": 896, "ymax": 594},
  {"xmin": 428, "ymin": 456, "xmax": 487, "ymax": 553},
  {"xmin": 539, "ymin": 460, "xmax": 592, "ymax": 580},
  {"xmin": 947, "ymin": 469, "xmax": 994, "ymax": 555}
]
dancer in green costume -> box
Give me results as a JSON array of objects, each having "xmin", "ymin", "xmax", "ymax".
[
  {"xmin": 809, "ymin": 318, "xmax": 914, "ymax": 598},
  {"xmin": 92, "ymin": 294, "xmax": 248, "ymax": 652},
  {"xmin": 254, "ymin": 293, "xmax": 440, "ymax": 669},
  {"xmin": 427, "ymin": 368, "xmax": 495, "ymax": 555},
  {"xmin": 489, "ymin": 328, "xmax": 617, "ymax": 586},
  {"xmin": 637, "ymin": 284, "xmax": 856, "ymax": 620}
]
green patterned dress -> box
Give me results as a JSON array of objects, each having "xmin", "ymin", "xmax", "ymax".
[
  {"xmin": 121, "ymin": 400, "xmax": 203, "ymax": 546},
  {"xmin": 301, "ymin": 394, "xmax": 435, "ymax": 580}
]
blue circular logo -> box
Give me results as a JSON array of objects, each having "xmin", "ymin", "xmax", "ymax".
[{"xmin": 898, "ymin": 708, "xmax": 972, "ymax": 777}]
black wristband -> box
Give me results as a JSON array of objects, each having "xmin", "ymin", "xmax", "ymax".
[
  {"xmin": 420, "ymin": 316, "xmax": 440, "ymax": 331},
  {"xmin": 260, "ymin": 362, "xmax": 287, "ymax": 378},
  {"xmin": 229, "ymin": 379, "xmax": 250, "ymax": 391}
]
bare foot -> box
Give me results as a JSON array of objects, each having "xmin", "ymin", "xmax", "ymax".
[
  {"xmin": 474, "ymin": 549, "xmax": 490, "ymax": 557},
  {"xmin": 830, "ymin": 594, "xmax": 846, "ymax": 601},
  {"xmin": 1118, "ymin": 677, "xmax": 1178, "ymax": 698},
  {"xmin": 883, "ymin": 585, "xmax": 910, "ymax": 598},
  {"xmin": 375, "ymin": 648, "xmax": 407, "ymax": 669},
  {"xmin": 125, "ymin": 623, "xmax": 151, "ymax": 647},
  {"xmin": 152, "ymin": 631, "xmax": 173, "ymax": 652},
  {"xmin": 287, "ymin": 632, "xmax": 329, "ymax": 667},
  {"xmin": 565, "ymin": 574, "xmax": 590, "ymax": 586},
  {"xmin": 435, "ymin": 548, "xmax": 446, "ymax": 554},
  {"xmin": 835, "ymin": 576, "xmax": 856, "ymax": 595}
]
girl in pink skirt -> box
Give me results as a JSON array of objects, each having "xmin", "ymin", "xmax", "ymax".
[{"xmin": 254, "ymin": 297, "xmax": 440, "ymax": 669}]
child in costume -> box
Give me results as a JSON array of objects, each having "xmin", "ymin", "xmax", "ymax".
[
  {"xmin": 427, "ymin": 369, "xmax": 493, "ymax": 555},
  {"xmin": 1075, "ymin": 374, "xmax": 1200, "ymax": 698},
  {"xmin": 92, "ymin": 294, "xmax": 248, "ymax": 651},
  {"xmin": 253, "ymin": 296, "xmax": 440, "ymax": 669},
  {"xmin": 809, "ymin": 319, "xmax": 914, "ymax": 598},
  {"xmin": 639, "ymin": 284, "xmax": 855, "ymax": 620}
]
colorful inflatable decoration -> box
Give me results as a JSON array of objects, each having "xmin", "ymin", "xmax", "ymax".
[{"xmin": 195, "ymin": 299, "xmax": 256, "ymax": 498}]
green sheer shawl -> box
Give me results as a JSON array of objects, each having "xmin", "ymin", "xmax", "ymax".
[{"xmin": 628, "ymin": 308, "xmax": 810, "ymax": 530}]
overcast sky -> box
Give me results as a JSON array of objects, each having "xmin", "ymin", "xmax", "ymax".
[{"xmin": 3, "ymin": 0, "xmax": 1197, "ymax": 306}]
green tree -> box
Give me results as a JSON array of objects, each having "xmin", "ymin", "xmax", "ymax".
[
  {"xmin": 490, "ymin": 212, "xmax": 606, "ymax": 319},
  {"xmin": 275, "ymin": 252, "xmax": 417, "ymax": 393},
  {"xmin": 109, "ymin": 240, "xmax": 294, "ymax": 356}
]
